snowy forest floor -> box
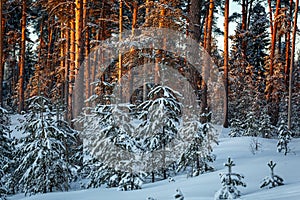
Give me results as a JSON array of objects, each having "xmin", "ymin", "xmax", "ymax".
[{"xmin": 7, "ymin": 123, "xmax": 300, "ymax": 200}]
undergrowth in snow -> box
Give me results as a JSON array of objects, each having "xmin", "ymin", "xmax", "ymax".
[{"xmin": 6, "ymin": 127, "xmax": 300, "ymax": 200}]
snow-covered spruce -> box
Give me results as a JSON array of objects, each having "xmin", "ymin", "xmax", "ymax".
[
  {"xmin": 277, "ymin": 120, "xmax": 292, "ymax": 155},
  {"xmin": 81, "ymin": 102, "xmax": 148, "ymax": 189},
  {"xmin": 215, "ymin": 157, "xmax": 246, "ymax": 200},
  {"xmin": 177, "ymin": 112, "xmax": 218, "ymax": 176},
  {"xmin": 136, "ymin": 85, "xmax": 182, "ymax": 180},
  {"xmin": 118, "ymin": 172, "xmax": 144, "ymax": 191},
  {"xmin": 13, "ymin": 96, "xmax": 79, "ymax": 195},
  {"xmin": 260, "ymin": 160, "xmax": 284, "ymax": 189},
  {"xmin": 137, "ymin": 85, "xmax": 182, "ymax": 152},
  {"xmin": 0, "ymin": 107, "xmax": 13, "ymax": 199},
  {"xmin": 82, "ymin": 158, "xmax": 120, "ymax": 189},
  {"xmin": 174, "ymin": 188, "xmax": 184, "ymax": 200},
  {"xmin": 258, "ymin": 108, "xmax": 275, "ymax": 138}
]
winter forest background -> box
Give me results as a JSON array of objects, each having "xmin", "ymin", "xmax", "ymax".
[{"xmin": 0, "ymin": 0, "xmax": 300, "ymax": 199}]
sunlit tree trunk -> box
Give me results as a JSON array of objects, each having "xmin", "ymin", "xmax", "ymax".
[
  {"xmin": 241, "ymin": 0, "xmax": 248, "ymax": 64},
  {"xmin": 223, "ymin": 0, "xmax": 229, "ymax": 128},
  {"xmin": 118, "ymin": 0, "xmax": 123, "ymax": 100},
  {"xmin": 128, "ymin": 1, "xmax": 137, "ymax": 101},
  {"xmin": 143, "ymin": 0, "xmax": 149, "ymax": 102},
  {"xmin": 75, "ymin": 0, "xmax": 83, "ymax": 74},
  {"xmin": 83, "ymin": 0, "xmax": 90, "ymax": 106},
  {"xmin": 64, "ymin": 23, "xmax": 70, "ymax": 121},
  {"xmin": 204, "ymin": 0, "xmax": 214, "ymax": 51},
  {"xmin": 270, "ymin": 0, "xmax": 281, "ymax": 76},
  {"xmin": 284, "ymin": 0, "xmax": 293, "ymax": 87},
  {"xmin": 18, "ymin": 0, "xmax": 26, "ymax": 112},
  {"xmin": 288, "ymin": 0, "xmax": 299, "ymax": 130},
  {"xmin": 201, "ymin": 0, "xmax": 214, "ymax": 119},
  {"xmin": 0, "ymin": 0, "xmax": 3, "ymax": 106},
  {"xmin": 154, "ymin": 6, "xmax": 165, "ymax": 85},
  {"xmin": 68, "ymin": 19, "xmax": 75, "ymax": 122},
  {"xmin": 47, "ymin": 19, "xmax": 54, "ymax": 72}
]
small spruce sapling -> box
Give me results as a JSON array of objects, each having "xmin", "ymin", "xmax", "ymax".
[
  {"xmin": 174, "ymin": 188, "xmax": 184, "ymax": 200},
  {"xmin": 215, "ymin": 157, "xmax": 246, "ymax": 200},
  {"xmin": 277, "ymin": 121, "xmax": 292, "ymax": 155},
  {"xmin": 260, "ymin": 160, "xmax": 284, "ymax": 189}
]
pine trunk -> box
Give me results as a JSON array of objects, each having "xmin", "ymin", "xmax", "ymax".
[
  {"xmin": 0, "ymin": 0, "xmax": 3, "ymax": 106},
  {"xmin": 47, "ymin": 19, "xmax": 54, "ymax": 72},
  {"xmin": 223, "ymin": 0, "xmax": 229, "ymax": 128},
  {"xmin": 189, "ymin": 0, "xmax": 202, "ymax": 42},
  {"xmin": 288, "ymin": 0, "xmax": 299, "ymax": 129},
  {"xmin": 68, "ymin": 19, "xmax": 75, "ymax": 122},
  {"xmin": 241, "ymin": 0, "xmax": 248, "ymax": 64},
  {"xmin": 201, "ymin": 0, "xmax": 214, "ymax": 120},
  {"xmin": 75, "ymin": 0, "xmax": 83, "ymax": 74},
  {"xmin": 64, "ymin": 24, "xmax": 70, "ymax": 121},
  {"xmin": 205, "ymin": 0, "xmax": 214, "ymax": 52},
  {"xmin": 83, "ymin": 0, "xmax": 90, "ymax": 107},
  {"xmin": 128, "ymin": 1, "xmax": 137, "ymax": 101},
  {"xmin": 270, "ymin": 0, "xmax": 281, "ymax": 76},
  {"xmin": 18, "ymin": 0, "xmax": 26, "ymax": 112},
  {"xmin": 118, "ymin": 0, "xmax": 123, "ymax": 100},
  {"xmin": 284, "ymin": 0, "xmax": 293, "ymax": 87}
]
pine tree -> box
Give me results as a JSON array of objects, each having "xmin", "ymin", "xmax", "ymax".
[
  {"xmin": 258, "ymin": 107, "xmax": 275, "ymax": 138},
  {"xmin": 137, "ymin": 85, "xmax": 182, "ymax": 150},
  {"xmin": 14, "ymin": 95, "xmax": 78, "ymax": 195},
  {"xmin": 83, "ymin": 158, "xmax": 121, "ymax": 189},
  {"xmin": 177, "ymin": 113, "xmax": 218, "ymax": 176},
  {"xmin": 137, "ymin": 85, "xmax": 182, "ymax": 180},
  {"xmin": 0, "ymin": 107, "xmax": 12, "ymax": 199},
  {"xmin": 277, "ymin": 120, "xmax": 292, "ymax": 155},
  {"xmin": 215, "ymin": 157, "xmax": 246, "ymax": 200},
  {"xmin": 291, "ymin": 56, "xmax": 300, "ymax": 136},
  {"xmin": 118, "ymin": 172, "xmax": 144, "ymax": 191},
  {"xmin": 229, "ymin": 2, "xmax": 270, "ymax": 128},
  {"xmin": 260, "ymin": 160, "xmax": 284, "ymax": 188},
  {"xmin": 243, "ymin": 111, "xmax": 258, "ymax": 136},
  {"xmin": 81, "ymin": 103, "xmax": 137, "ymax": 170}
]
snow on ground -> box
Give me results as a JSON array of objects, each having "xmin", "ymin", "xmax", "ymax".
[{"xmin": 7, "ymin": 129, "xmax": 300, "ymax": 200}]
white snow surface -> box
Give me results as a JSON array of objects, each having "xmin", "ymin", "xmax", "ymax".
[{"xmin": 7, "ymin": 128, "xmax": 300, "ymax": 200}]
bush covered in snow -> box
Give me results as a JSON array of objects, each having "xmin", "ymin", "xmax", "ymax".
[
  {"xmin": 215, "ymin": 157, "xmax": 246, "ymax": 199},
  {"xmin": 260, "ymin": 160, "xmax": 284, "ymax": 189}
]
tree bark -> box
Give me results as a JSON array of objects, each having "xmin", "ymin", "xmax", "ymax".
[
  {"xmin": 18, "ymin": 0, "xmax": 26, "ymax": 112},
  {"xmin": 64, "ymin": 23, "xmax": 70, "ymax": 121},
  {"xmin": 75, "ymin": 0, "xmax": 83, "ymax": 74},
  {"xmin": 188, "ymin": 0, "xmax": 201, "ymax": 42},
  {"xmin": 223, "ymin": 0, "xmax": 229, "ymax": 128},
  {"xmin": 205, "ymin": 0, "xmax": 214, "ymax": 52},
  {"xmin": 284, "ymin": 0, "xmax": 293, "ymax": 87},
  {"xmin": 83, "ymin": 0, "xmax": 90, "ymax": 106},
  {"xmin": 201, "ymin": 0, "xmax": 214, "ymax": 121},
  {"xmin": 128, "ymin": 1, "xmax": 137, "ymax": 101},
  {"xmin": 0, "ymin": 0, "xmax": 3, "ymax": 107},
  {"xmin": 288, "ymin": 0, "xmax": 299, "ymax": 130},
  {"xmin": 68, "ymin": 19, "xmax": 75, "ymax": 122},
  {"xmin": 270, "ymin": 0, "xmax": 281, "ymax": 76},
  {"xmin": 118, "ymin": 0, "xmax": 123, "ymax": 100}
]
